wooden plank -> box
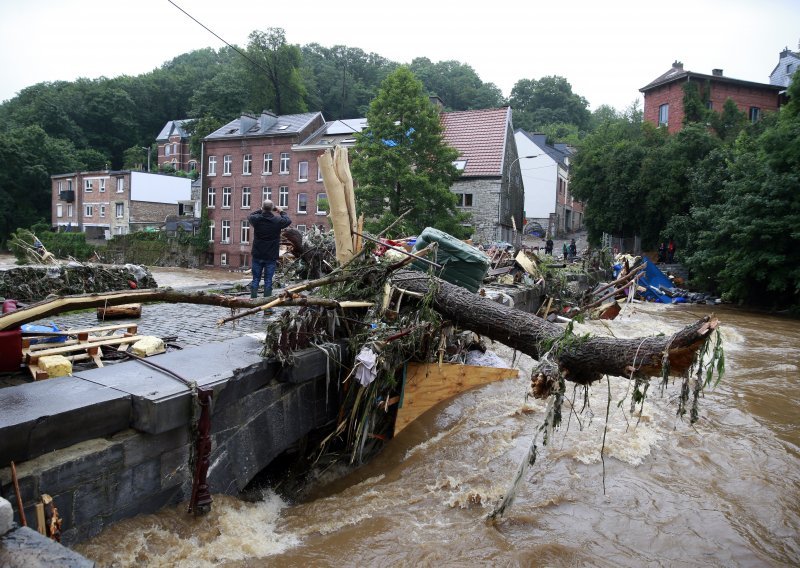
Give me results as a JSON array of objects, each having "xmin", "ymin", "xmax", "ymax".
[
  {"xmin": 394, "ymin": 362, "xmax": 519, "ymax": 436},
  {"xmin": 26, "ymin": 335, "xmax": 145, "ymax": 363}
]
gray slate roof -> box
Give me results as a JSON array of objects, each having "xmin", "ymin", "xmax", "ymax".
[
  {"xmin": 516, "ymin": 130, "xmax": 572, "ymax": 167},
  {"xmin": 156, "ymin": 119, "xmax": 192, "ymax": 142},
  {"xmin": 205, "ymin": 111, "xmax": 324, "ymax": 141}
]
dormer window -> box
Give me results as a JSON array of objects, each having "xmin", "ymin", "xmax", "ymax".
[{"xmin": 453, "ymin": 160, "xmax": 467, "ymax": 171}]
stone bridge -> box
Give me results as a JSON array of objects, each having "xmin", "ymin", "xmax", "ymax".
[{"xmin": 0, "ymin": 336, "xmax": 344, "ymax": 546}]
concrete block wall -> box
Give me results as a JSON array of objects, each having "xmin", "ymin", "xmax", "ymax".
[{"xmin": 0, "ymin": 339, "xmax": 344, "ymax": 545}]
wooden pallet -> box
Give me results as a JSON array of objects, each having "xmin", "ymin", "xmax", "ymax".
[{"xmin": 22, "ymin": 324, "xmax": 141, "ymax": 380}]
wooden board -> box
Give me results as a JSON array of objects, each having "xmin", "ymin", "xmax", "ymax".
[{"xmin": 394, "ymin": 362, "xmax": 519, "ymax": 436}]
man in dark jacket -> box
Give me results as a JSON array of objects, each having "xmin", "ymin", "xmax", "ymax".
[{"xmin": 248, "ymin": 199, "xmax": 292, "ymax": 298}]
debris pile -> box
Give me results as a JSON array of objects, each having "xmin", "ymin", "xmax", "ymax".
[{"xmin": 0, "ymin": 263, "xmax": 157, "ymax": 303}]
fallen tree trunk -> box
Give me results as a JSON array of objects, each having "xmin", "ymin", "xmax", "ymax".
[
  {"xmin": 391, "ymin": 269, "xmax": 717, "ymax": 385},
  {"xmin": 0, "ymin": 289, "xmax": 263, "ymax": 331}
]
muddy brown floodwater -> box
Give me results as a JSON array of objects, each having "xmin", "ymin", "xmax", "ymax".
[{"xmin": 76, "ymin": 303, "xmax": 799, "ymax": 567}]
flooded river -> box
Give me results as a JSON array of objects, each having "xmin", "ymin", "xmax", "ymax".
[{"xmin": 75, "ymin": 303, "xmax": 799, "ymax": 567}]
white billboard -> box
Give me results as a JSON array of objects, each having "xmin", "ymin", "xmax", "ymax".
[{"xmin": 130, "ymin": 172, "xmax": 191, "ymax": 204}]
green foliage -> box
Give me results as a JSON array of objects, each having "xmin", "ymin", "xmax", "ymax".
[
  {"xmin": 708, "ymin": 98, "xmax": 747, "ymax": 142},
  {"xmin": 246, "ymin": 29, "xmax": 308, "ymax": 115},
  {"xmin": 509, "ymin": 76, "xmax": 591, "ymax": 133},
  {"xmin": 408, "ymin": 58, "xmax": 504, "ymax": 111},
  {"xmin": 185, "ymin": 115, "xmax": 225, "ymax": 161},
  {"xmin": 351, "ymin": 67, "xmax": 469, "ymax": 238}
]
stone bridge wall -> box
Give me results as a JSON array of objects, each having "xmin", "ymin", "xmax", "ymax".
[{"xmin": 0, "ymin": 337, "xmax": 344, "ymax": 545}]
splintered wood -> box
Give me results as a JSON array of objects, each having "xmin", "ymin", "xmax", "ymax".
[
  {"xmin": 317, "ymin": 146, "xmax": 361, "ymax": 265},
  {"xmin": 394, "ymin": 362, "xmax": 519, "ymax": 435}
]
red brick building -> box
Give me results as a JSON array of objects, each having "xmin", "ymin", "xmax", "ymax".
[
  {"xmin": 156, "ymin": 120, "xmax": 196, "ymax": 173},
  {"xmin": 202, "ymin": 111, "xmax": 329, "ymax": 268},
  {"xmin": 640, "ymin": 61, "xmax": 784, "ymax": 133},
  {"xmin": 51, "ymin": 171, "xmax": 191, "ymax": 239}
]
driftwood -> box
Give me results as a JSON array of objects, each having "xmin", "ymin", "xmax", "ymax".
[
  {"xmin": 97, "ymin": 303, "xmax": 142, "ymax": 320},
  {"xmin": 390, "ymin": 269, "xmax": 718, "ymax": 385}
]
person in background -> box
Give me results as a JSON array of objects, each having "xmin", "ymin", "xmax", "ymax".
[
  {"xmin": 569, "ymin": 239, "xmax": 577, "ymax": 259},
  {"xmin": 667, "ymin": 238, "xmax": 676, "ymax": 263},
  {"xmin": 545, "ymin": 238, "xmax": 554, "ymax": 255},
  {"xmin": 248, "ymin": 199, "xmax": 291, "ymax": 299},
  {"xmin": 562, "ymin": 242, "xmax": 569, "ymax": 260}
]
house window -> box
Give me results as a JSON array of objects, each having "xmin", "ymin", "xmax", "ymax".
[
  {"xmin": 209, "ymin": 221, "xmax": 215, "ymax": 242},
  {"xmin": 173, "ymin": 143, "xmax": 178, "ymax": 155},
  {"xmin": 67, "ymin": 180, "xmax": 73, "ymax": 192},
  {"xmin": 57, "ymin": 181, "xmax": 63, "ymax": 193},
  {"xmin": 456, "ymin": 193, "xmax": 474, "ymax": 207},
  {"xmin": 223, "ymin": 155, "xmax": 232, "ymax": 175},
  {"xmin": 68, "ymin": 204, "xmax": 73, "ymax": 217},
  {"xmin": 263, "ymin": 153, "xmax": 273, "ymax": 174},
  {"xmin": 658, "ymin": 104, "xmax": 669, "ymax": 126},
  {"xmin": 787, "ymin": 63, "xmax": 794, "ymax": 74},
  {"xmin": 240, "ymin": 253, "xmax": 250, "ymax": 267},
  {"xmin": 263, "ymin": 187, "xmax": 272, "ymax": 203},
  {"xmin": 317, "ymin": 166, "xmax": 323, "ymax": 182},
  {"xmin": 242, "ymin": 187, "xmax": 251, "ymax": 208},
  {"xmin": 117, "ymin": 178, "xmax": 124, "ymax": 192},
  {"xmin": 116, "ymin": 203, "xmax": 124, "ymax": 218},
  {"xmin": 99, "ymin": 179, "xmax": 106, "ymax": 192},
  {"xmin": 85, "ymin": 204, "xmax": 94, "ymax": 216},
  {"xmin": 85, "ymin": 179, "xmax": 93, "ymax": 192},
  {"xmin": 189, "ymin": 161, "xmax": 197, "ymax": 172},
  {"xmin": 243, "ymin": 154, "xmax": 252, "ymax": 175},
  {"xmin": 705, "ymin": 100, "xmax": 713, "ymax": 110},
  {"xmin": 208, "ymin": 156, "xmax": 217, "ymax": 176},
  {"xmin": 165, "ymin": 145, "xmax": 171, "ymax": 157},
  {"xmin": 298, "ymin": 161, "xmax": 308, "ymax": 181},
  {"xmin": 749, "ymin": 107, "xmax": 761, "ymax": 123},
  {"xmin": 220, "ymin": 252, "xmax": 227, "ymax": 266},
  {"xmin": 279, "ymin": 186, "xmax": 289, "ymax": 208},
  {"xmin": 279, "ymin": 152, "xmax": 290, "ymax": 174},
  {"xmin": 57, "ymin": 204, "xmax": 63, "ymax": 218},
  {"xmin": 207, "ymin": 187, "xmax": 216, "ymax": 208},
  {"xmin": 222, "ymin": 187, "xmax": 232, "ymax": 208},
  {"xmin": 297, "ymin": 193, "xmax": 307, "ymax": 213},
  {"xmin": 296, "ymin": 224, "xmax": 307, "ymax": 233},
  {"xmin": 99, "ymin": 205, "xmax": 106, "ymax": 218},
  {"xmin": 240, "ymin": 220, "xmax": 250, "ymax": 244},
  {"xmin": 221, "ymin": 220, "xmax": 231, "ymax": 243},
  {"xmin": 316, "ymin": 193, "xmax": 328, "ymax": 214}
]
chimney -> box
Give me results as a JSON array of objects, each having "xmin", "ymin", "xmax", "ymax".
[
  {"xmin": 672, "ymin": 60, "xmax": 684, "ymax": 70},
  {"xmin": 259, "ymin": 110, "xmax": 278, "ymax": 130},
  {"xmin": 712, "ymin": 69, "xmax": 723, "ymax": 77}
]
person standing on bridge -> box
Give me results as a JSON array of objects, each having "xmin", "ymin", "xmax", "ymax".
[{"xmin": 248, "ymin": 199, "xmax": 291, "ymax": 299}]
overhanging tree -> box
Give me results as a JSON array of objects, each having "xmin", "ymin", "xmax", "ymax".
[{"xmin": 351, "ymin": 67, "xmax": 468, "ymax": 238}]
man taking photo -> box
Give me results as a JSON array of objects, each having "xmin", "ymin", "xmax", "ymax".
[{"xmin": 248, "ymin": 200, "xmax": 292, "ymax": 299}]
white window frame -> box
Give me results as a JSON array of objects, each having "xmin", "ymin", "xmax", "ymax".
[
  {"xmin": 208, "ymin": 155, "xmax": 217, "ymax": 176},
  {"xmin": 99, "ymin": 204, "xmax": 106, "ymax": 218},
  {"xmin": 658, "ymin": 103, "xmax": 669, "ymax": 126},
  {"xmin": 317, "ymin": 166, "xmax": 323, "ymax": 182},
  {"xmin": 242, "ymin": 187, "xmax": 251, "ymax": 209},
  {"xmin": 243, "ymin": 154, "xmax": 252, "ymax": 175},
  {"xmin": 220, "ymin": 252, "xmax": 227, "ymax": 266},
  {"xmin": 85, "ymin": 204, "xmax": 94, "ymax": 216},
  {"xmin": 99, "ymin": 179, "xmax": 106, "ymax": 193},
  {"xmin": 279, "ymin": 152, "xmax": 290, "ymax": 174},
  {"xmin": 116, "ymin": 178, "xmax": 124, "ymax": 192},
  {"xmin": 165, "ymin": 145, "xmax": 171, "ymax": 157},
  {"xmin": 221, "ymin": 220, "xmax": 231, "ymax": 244},
  {"xmin": 456, "ymin": 193, "xmax": 474, "ymax": 207},
  {"xmin": 263, "ymin": 153, "xmax": 273, "ymax": 174},
  {"xmin": 296, "ymin": 224, "xmax": 307, "ymax": 233},
  {"xmin": 222, "ymin": 187, "xmax": 232, "ymax": 209},
  {"xmin": 279, "ymin": 186, "xmax": 289, "ymax": 208},
  {"xmin": 262, "ymin": 187, "xmax": 272, "ymax": 204},
  {"xmin": 223, "ymin": 155, "xmax": 232, "ymax": 175},
  {"xmin": 56, "ymin": 203, "xmax": 63, "ymax": 218},
  {"xmin": 68, "ymin": 204, "xmax": 73, "ymax": 217},
  {"xmin": 298, "ymin": 161, "xmax": 308, "ymax": 182},
  {"xmin": 316, "ymin": 193, "xmax": 328, "ymax": 214},
  {"xmin": 297, "ymin": 192, "xmax": 308, "ymax": 214},
  {"xmin": 749, "ymin": 106, "xmax": 761, "ymax": 123},
  {"xmin": 207, "ymin": 187, "xmax": 216, "ymax": 208},
  {"xmin": 189, "ymin": 161, "xmax": 197, "ymax": 172},
  {"xmin": 115, "ymin": 203, "xmax": 124, "ymax": 218},
  {"xmin": 84, "ymin": 179, "xmax": 93, "ymax": 192},
  {"xmin": 209, "ymin": 221, "xmax": 215, "ymax": 242},
  {"xmin": 240, "ymin": 220, "xmax": 250, "ymax": 244}
]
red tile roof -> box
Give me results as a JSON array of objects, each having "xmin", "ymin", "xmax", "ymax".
[{"xmin": 441, "ymin": 107, "xmax": 511, "ymax": 177}]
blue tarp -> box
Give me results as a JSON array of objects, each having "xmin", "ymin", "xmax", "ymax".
[{"xmin": 638, "ymin": 257, "xmax": 684, "ymax": 303}]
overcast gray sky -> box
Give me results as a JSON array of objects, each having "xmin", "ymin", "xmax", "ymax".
[{"xmin": 1, "ymin": 0, "xmax": 798, "ymax": 111}]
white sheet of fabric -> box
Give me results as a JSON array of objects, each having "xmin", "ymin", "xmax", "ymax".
[{"xmin": 355, "ymin": 346, "xmax": 378, "ymax": 387}]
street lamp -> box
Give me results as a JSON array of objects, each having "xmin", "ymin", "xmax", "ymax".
[{"xmin": 140, "ymin": 146, "xmax": 151, "ymax": 172}]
